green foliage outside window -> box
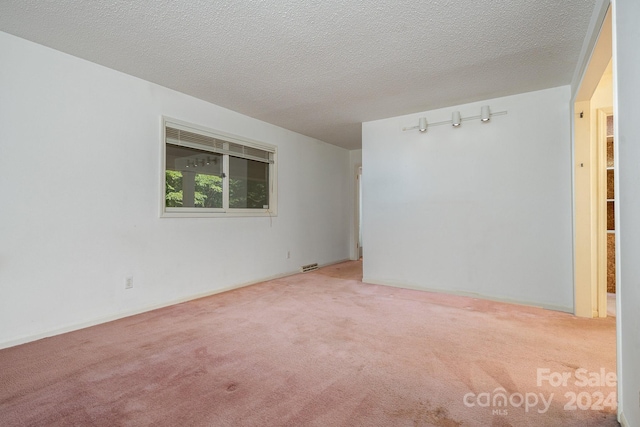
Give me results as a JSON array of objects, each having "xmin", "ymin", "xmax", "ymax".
[
  {"xmin": 165, "ymin": 170, "xmax": 222, "ymax": 208},
  {"xmin": 166, "ymin": 171, "xmax": 267, "ymax": 208}
]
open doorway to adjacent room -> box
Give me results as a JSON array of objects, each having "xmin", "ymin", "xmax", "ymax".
[
  {"xmin": 355, "ymin": 166, "xmax": 363, "ymax": 260},
  {"xmin": 573, "ymin": 7, "xmax": 614, "ymax": 319}
]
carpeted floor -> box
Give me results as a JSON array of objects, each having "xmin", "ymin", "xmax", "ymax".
[{"xmin": 0, "ymin": 261, "xmax": 618, "ymax": 426}]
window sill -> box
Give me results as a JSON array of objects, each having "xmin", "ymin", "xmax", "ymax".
[{"xmin": 161, "ymin": 209, "xmax": 277, "ymax": 218}]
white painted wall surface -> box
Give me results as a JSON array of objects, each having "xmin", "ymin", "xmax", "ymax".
[
  {"xmin": 362, "ymin": 86, "xmax": 574, "ymax": 311},
  {"xmin": 614, "ymin": 0, "xmax": 640, "ymax": 424},
  {"xmin": 0, "ymin": 32, "xmax": 351, "ymax": 347}
]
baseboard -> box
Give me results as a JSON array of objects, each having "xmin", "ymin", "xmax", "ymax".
[
  {"xmin": 1, "ymin": 261, "xmax": 355, "ymax": 350},
  {"xmin": 619, "ymin": 410, "xmax": 628, "ymax": 427},
  {"xmin": 318, "ymin": 258, "xmax": 352, "ymax": 269},
  {"xmin": 362, "ymin": 277, "xmax": 573, "ymax": 314}
]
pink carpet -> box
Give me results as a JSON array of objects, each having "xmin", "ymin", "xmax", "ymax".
[{"xmin": 0, "ymin": 261, "xmax": 618, "ymax": 426}]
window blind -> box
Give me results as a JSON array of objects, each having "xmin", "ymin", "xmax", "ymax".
[{"xmin": 165, "ymin": 124, "xmax": 274, "ymax": 164}]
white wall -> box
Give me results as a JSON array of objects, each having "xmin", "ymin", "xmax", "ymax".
[
  {"xmin": 362, "ymin": 86, "xmax": 574, "ymax": 310},
  {"xmin": 0, "ymin": 31, "xmax": 351, "ymax": 348},
  {"xmin": 614, "ymin": 0, "xmax": 640, "ymax": 424}
]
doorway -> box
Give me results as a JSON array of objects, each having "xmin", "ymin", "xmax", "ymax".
[
  {"xmin": 573, "ymin": 7, "xmax": 613, "ymax": 319},
  {"xmin": 355, "ymin": 166, "xmax": 362, "ymax": 259},
  {"xmin": 601, "ymin": 109, "xmax": 616, "ymax": 316}
]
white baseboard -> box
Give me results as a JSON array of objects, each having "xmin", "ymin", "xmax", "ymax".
[
  {"xmin": 0, "ymin": 274, "xmax": 276, "ymax": 349},
  {"xmin": 0, "ymin": 260, "xmax": 352, "ymax": 350},
  {"xmin": 318, "ymin": 258, "xmax": 352, "ymax": 268},
  {"xmin": 362, "ymin": 277, "xmax": 573, "ymax": 314},
  {"xmin": 619, "ymin": 410, "xmax": 628, "ymax": 427}
]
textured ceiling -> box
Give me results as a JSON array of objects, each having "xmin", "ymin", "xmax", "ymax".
[{"xmin": 0, "ymin": 0, "xmax": 596, "ymax": 149}]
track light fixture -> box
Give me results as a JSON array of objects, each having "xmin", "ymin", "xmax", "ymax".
[
  {"xmin": 480, "ymin": 106, "xmax": 491, "ymax": 122},
  {"xmin": 419, "ymin": 117, "xmax": 427, "ymax": 132},
  {"xmin": 452, "ymin": 111, "xmax": 461, "ymax": 127},
  {"xmin": 401, "ymin": 105, "xmax": 505, "ymax": 133}
]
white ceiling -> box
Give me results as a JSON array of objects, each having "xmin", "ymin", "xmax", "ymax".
[{"xmin": 0, "ymin": 0, "xmax": 596, "ymax": 150}]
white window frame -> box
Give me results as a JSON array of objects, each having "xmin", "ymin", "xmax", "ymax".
[{"xmin": 161, "ymin": 117, "xmax": 278, "ymax": 218}]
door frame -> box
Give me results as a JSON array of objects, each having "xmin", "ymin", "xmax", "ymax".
[
  {"xmin": 572, "ymin": 5, "xmax": 612, "ymax": 318},
  {"xmin": 597, "ymin": 108, "xmax": 614, "ymax": 316},
  {"xmin": 353, "ymin": 165, "xmax": 362, "ymax": 260}
]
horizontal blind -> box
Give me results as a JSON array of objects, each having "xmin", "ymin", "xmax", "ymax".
[{"xmin": 166, "ymin": 125, "xmax": 274, "ymax": 164}]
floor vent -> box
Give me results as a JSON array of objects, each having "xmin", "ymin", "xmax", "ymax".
[{"xmin": 300, "ymin": 263, "xmax": 319, "ymax": 273}]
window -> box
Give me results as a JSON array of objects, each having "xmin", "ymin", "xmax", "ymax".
[{"xmin": 162, "ymin": 118, "xmax": 277, "ymax": 217}]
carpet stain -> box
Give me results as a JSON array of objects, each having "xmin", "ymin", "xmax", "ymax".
[
  {"xmin": 425, "ymin": 406, "xmax": 462, "ymax": 427},
  {"xmin": 194, "ymin": 346, "xmax": 208, "ymax": 358},
  {"xmin": 389, "ymin": 401, "xmax": 462, "ymax": 427},
  {"xmin": 560, "ymin": 361, "xmax": 581, "ymax": 370},
  {"xmin": 226, "ymin": 383, "xmax": 238, "ymax": 392},
  {"xmin": 491, "ymin": 416, "xmax": 514, "ymax": 427}
]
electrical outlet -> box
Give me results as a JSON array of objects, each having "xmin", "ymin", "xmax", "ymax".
[{"xmin": 125, "ymin": 277, "xmax": 134, "ymax": 289}]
